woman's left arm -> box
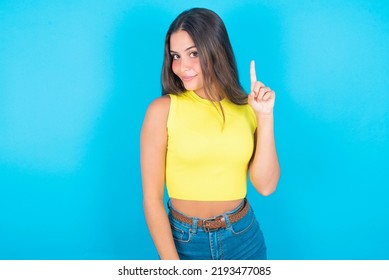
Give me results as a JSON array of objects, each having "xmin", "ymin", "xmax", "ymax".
[{"xmin": 248, "ymin": 60, "xmax": 280, "ymax": 196}]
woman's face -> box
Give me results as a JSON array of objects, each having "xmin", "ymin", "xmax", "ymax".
[{"xmin": 170, "ymin": 30, "xmax": 204, "ymax": 97}]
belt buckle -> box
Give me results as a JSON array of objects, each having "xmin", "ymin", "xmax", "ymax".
[{"xmin": 202, "ymin": 216, "xmax": 224, "ymax": 232}]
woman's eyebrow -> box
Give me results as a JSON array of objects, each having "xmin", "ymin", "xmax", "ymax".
[{"xmin": 170, "ymin": 46, "xmax": 196, "ymax": 53}]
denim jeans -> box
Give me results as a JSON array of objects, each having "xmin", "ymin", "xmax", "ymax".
[{"xmin": 167, "ymin": 199, "xmax": 267, "ymax": 260}]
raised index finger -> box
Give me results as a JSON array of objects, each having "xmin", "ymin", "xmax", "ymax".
[{"xmin": 250, "ymin": 60, "xmax": 257, "ymax": 91}]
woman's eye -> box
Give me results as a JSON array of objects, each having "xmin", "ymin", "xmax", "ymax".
[
  {"xmin": 190, "ymin": 51, "xmax": 198, "ymax": 58},
  {"xmin": 171, "ymin": 54, "xmax": 179, "ymax": 60}
]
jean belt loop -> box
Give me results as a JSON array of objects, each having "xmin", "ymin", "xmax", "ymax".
[
  {"xmin": 191, "ymin": 218, "xmax": 198, "ymax": 233},
  {"xmin": 223, "ymin": 213, "xmax": 232, "ymax": 228},
  {"xmin": 166, "ymin": 199, "xmax": 171, "ymax": 210}
]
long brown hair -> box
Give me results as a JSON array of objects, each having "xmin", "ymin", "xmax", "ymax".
[{"xmin": 161, "ymin": 8, "xmax": 247, "ymax": 108}]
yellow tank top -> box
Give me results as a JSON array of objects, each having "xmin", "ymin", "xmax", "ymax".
[{"xmin": 166, "ymin": 90, "xmax": 257, "ymax": 201}]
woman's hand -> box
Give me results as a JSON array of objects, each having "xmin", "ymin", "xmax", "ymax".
[{"xmin": 248, "ymin": 60, "xmax": 276, "ymax": 116}]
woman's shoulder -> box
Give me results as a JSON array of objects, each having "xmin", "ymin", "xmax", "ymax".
[
  {"xmin": 146, "ymin": 95, "xmax": 171, "ymax": 115},
  {"xmin": 142, "ymin": 96, "xmax": 171, "ymax": 127}
]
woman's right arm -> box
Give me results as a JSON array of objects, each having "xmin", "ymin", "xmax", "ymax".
[{"xmin": 140, "ymin": 95, "xmax": 179, "ymax": 260}]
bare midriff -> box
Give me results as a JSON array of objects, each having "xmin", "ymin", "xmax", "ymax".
[{"xmin": 170, "ymin": 198, "xmax": 244, "ymax": 219}]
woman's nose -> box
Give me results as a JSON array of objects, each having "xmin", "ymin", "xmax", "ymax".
[{"xmin": 180, "ymin": 57, "xmax": 191, "ymax": 71}]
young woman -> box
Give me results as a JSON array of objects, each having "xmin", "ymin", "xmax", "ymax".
[{"xmin": 140, "ymin": 8, "xmax": 280, "ymax": 260}]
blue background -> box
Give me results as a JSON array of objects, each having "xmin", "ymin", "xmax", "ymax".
[{"xmin": 1, "ymin": 0, "xmax": 388, "ymax": 260}]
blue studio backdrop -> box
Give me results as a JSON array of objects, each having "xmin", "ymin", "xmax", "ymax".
[{"xmin": 1, "ymin": 0, "xmax": 388, "ymax": 259}]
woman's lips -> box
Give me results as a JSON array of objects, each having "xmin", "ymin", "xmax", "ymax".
[{"xmin": 181, "ymin": 75, "xmax": 196, "ymax": 82}]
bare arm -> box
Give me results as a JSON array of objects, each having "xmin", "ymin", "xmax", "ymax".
[
  {"xmin": 249, "ymin": 115, "xmax": 280, "ymax": 196},
  {"xmin": 140, "ymin": 96, "xmax": 179, "ymax": 259},
  {"xmin": 248, "ymin": 60, "xmax": 280, "ymax": 196}
]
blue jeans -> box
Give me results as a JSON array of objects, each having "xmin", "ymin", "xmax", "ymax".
[{"xmin": 167, "ymin": 199, "xmax": 267, "ymax": 260}]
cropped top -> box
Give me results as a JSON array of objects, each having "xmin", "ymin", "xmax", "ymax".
[{"xmin": 165, "ymin": 90, "xmax": 257, "ymax": 201}]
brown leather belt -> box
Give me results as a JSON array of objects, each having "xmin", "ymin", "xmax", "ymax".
[{"xmin": 170, "ymin": 199, "xmax": 250, "ymax": 232}]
